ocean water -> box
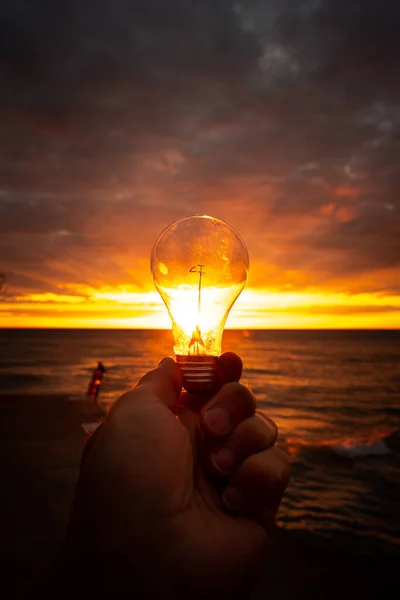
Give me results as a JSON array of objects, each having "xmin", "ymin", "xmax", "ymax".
[{"xmin": 1, "ymin": 328, "xmax": 400, "ymax": 560}]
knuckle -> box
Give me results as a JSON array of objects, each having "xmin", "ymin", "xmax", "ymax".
[
  {"xmin": 271, "ymin": 447, "xmax": 291, "ymax": 485},
  {"xmin": 225, "ymin": 382, "xmax": 256, "ymax": 412},
  {"xmin": 246, "ymin": 447, "xmax": 290, "ymax": 487},
  {"xmin": 210, "ymin": 381, "xmax": 256, "ymax": 414},
  {"xmin": 232, "ymin": 416, "xmax": 270, "ymax": 452},
  {"xmin": 242, "ymin": 451, "xmax": 267, "ymax": 479},
  {"xmin": 255, "ymin": 410, "xmax": 278, "ymax": 442},
  {"xmin": 221, "ymin": 381, "xmax": 245, "ymax": 395}
]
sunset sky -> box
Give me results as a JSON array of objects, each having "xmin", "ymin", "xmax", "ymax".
[{"xmin": 1, "ymin": 0, "xmax": 399, "ymax": 329}]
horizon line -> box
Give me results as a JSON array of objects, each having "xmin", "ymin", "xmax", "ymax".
[{"xmin": 1, "ymin": 326, "xmax": 399, "ymax": 332}]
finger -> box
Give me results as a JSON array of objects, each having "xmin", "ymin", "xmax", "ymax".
[
  {"xmin": 222, "ymin": 447, "xmax": 290, "ymax": 517},
  {"xmin": 217, "ymin": 352, "xmax": 243, "ymax": 384},
  {"xmin": 210, "ymin": 411, "xmax": 278, "ymax": 476},
  {"xmin": 136, "ymin": 356, "xmax": 183, "ymax": 406},
  {"xmin": 200, "ymin": 382, "xmax": 256, "ymax": 438},
  {"xmin": 113, "ymin": 357, "xmax": 182, "ymax": 414},
  {"xmin": 178, "ymin": 353, "xmax": 243, "ymax": 412}
]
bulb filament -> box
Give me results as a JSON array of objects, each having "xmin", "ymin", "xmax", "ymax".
[{"xmin": 189, "ymin": 264, "xmax": 206, "ymax": 355}]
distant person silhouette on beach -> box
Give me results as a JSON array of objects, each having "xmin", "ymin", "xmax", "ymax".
[
  {"xmin": 86, "ymin": 361, "xmax": 106, "ymax": 404},
  {"xmin": 35, "ymin": 353, "xmax": 290, "ymax": 599}
]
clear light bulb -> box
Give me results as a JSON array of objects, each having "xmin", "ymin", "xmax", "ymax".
[{"xmin": 151, "ymin": 215, "xmax": 249, "ymax": 393}]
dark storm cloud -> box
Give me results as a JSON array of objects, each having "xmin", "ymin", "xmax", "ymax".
[
  {"xmin": 0, "ymin": 0, "xmax": 399, "ymax": 297},
  {"xmin": 0, "ymin": 0, "xmax": 257, "ymax": 131}
]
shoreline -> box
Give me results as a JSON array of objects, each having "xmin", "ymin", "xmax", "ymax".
[{"xmin": 0, "ymin": 394, "xmax": 397, "ymax": 599}]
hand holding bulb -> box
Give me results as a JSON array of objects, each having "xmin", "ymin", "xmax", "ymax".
[
  {"xmin": 56, "ymin": 355, "xmax": 289, "ymax": 600},
  {"xmin": 39, "ymin": 216, "xmax": 290, "ymax": 600},
  {"xmin": 151, "ymin": 215, "xmax": 249, "ymax": 393}
]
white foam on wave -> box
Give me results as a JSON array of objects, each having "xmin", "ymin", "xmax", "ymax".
[
  {"xmin": 332, "ymin": 438, "xmax": 391, "ymax": 458},
  {"xmin": 286, "ymin": 426, "xmax": 398, "ymax": 460}
]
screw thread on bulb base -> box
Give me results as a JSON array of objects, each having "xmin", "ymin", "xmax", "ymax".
[{"xmin": 175, "ymin": 355, "xmax": 219, "ymax": 394}]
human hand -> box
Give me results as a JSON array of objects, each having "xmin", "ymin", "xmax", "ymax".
[{"xmin": 62, "ymin": 354, "xmax": 290, "ymax": 599}]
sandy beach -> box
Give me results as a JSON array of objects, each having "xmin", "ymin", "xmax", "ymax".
[
  {"xmin": 0, "ymin": 394, "xmax": 102, "ymax": 595},
  {"xmin": 0, "ymin": 393, "xmax": 398, "ymax": 599}
]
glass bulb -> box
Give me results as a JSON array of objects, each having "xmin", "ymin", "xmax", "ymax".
[{"xmin": 151, "ymin": 215, "xmax": 249, "ymax": 393}]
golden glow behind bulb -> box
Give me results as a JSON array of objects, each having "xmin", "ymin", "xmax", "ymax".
[{"xmin": 151, "ymin": 215, "xmax": 249, "ymax": 358}]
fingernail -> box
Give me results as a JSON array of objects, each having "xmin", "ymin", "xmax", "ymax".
[
  {"xmin": 204, "ymin": 406, "xmax": 231, "ymax": 435},
  {"xmin": 223, "ymin": 487, "xmax": 243, "ymax": 512},
  {"xmin": 212, "ymin": 448, "xmax": 235, "ymax": 473}
]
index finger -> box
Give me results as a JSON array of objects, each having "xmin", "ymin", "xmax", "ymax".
[{"xmin": 217, "ymin": 352, "xmax": 243, "ymax": 384}]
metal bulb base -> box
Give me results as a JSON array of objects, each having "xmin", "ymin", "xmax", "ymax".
[{"xmin": 176, "ymin": 355, "xmax": 219, "ymax": 394}]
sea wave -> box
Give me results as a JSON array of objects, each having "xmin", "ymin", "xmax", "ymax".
[
  {"xmin": 332, "ymin": 438, "xmax": 391, "ymax": 458},
  {"xmin": 284, "ymin": 426, "xmax": 398, "ymax": 459},
  {"xmin": 0, "ymin": 373, "xmax": 48, "ymax": 390}
]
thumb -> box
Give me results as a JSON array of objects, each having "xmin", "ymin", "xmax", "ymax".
[
  {"xmin": 81, "ymin": 358, "xmax": 182, "ymax": 466},
  {"xmin": 135, "ymin": 356, "xmax": 183, "ymax": 410}
]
